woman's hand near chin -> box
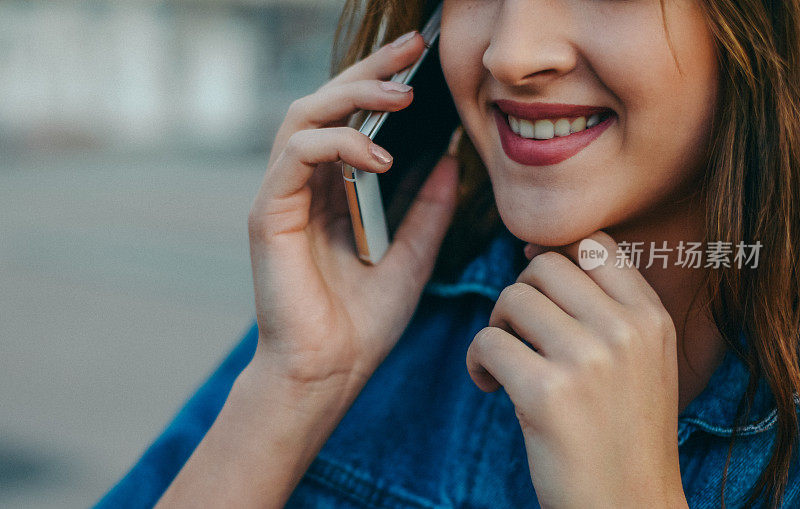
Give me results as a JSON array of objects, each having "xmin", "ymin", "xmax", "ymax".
[
  {"xmin": 467, "ymin": 230, "xmax": 689, "ymax": 509},
  {"xmin": 157, "ymin": 30, "xmax": 460, "ymax": 509}
]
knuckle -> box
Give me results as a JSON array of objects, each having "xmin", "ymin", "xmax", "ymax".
[
  {"xmin": 342, "ymin": 126, "xmax": 366, "ymax": 145},
  {"xmin": 528, "ymin": 250, "xmax": 564, "ymax": 274},
  {"xmin": 646, "ymin": 307, "xmax": 673, "ymax": 335},
  {"xmin": 472, "ymin": 326, "xmax": 501, "ymax": 352},
  {"xmin": 532, "ymin": 370, "xmax": 569, "ymax": 413},
  {"xmin": 499, "ymin": 282, "xmax": 534, "ymax": 304},
  {"xmin": 283, "ymin": 130, "xmax": 307, "ymax": 158},
  {"xmin": 573, "ymin": 342, "xmax": 612, "ymax": 375},
  {"xmin": 334, "ymin": 127, "xmax": 369, "ymax": 160},
  {"xmin": 287, "ymin": 97, "xmax": 309, "ymax": 118},
  {"xmin": 606, "ymin": 318, "xmax": 636, "ymax": 349}
]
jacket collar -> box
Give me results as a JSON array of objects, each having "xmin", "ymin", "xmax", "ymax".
[
  {"xmin": 676, "ymin": 330, "xmax": 778, "ymax": 444},
  {"xmin": 423, "ymin": 226, "xmax": 779, "ymax": 443},
  {"xmin": 424, "ymin": 225, "xmax": 528, "ymax": 301}
]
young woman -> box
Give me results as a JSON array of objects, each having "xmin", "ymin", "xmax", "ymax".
[{"xmin": 96, "ymin": 0, "xmax": 800, "ymax": 507}]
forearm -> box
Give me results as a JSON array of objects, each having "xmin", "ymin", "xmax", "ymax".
[{"xmin": 155, "ymin": 357, "xmax": 362, "ymax": 508}]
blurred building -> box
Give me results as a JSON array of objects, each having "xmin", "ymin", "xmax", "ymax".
[
  {"xmin": 0, "ymin": 2, "xmax": 349, "ymax": 508},
  {"xmin": 0, "ymin": 0, "xmax": 344, "ymax": 156}
]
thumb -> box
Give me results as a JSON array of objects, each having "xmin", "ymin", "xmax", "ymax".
[{"xmin": 380, "ymin": 154, "xmax": 460, "ymax": 293}]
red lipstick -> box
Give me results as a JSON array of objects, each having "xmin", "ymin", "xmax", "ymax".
[{"xmin": 493, "ymin": 100, "xmax": 615, "ymax": 166}]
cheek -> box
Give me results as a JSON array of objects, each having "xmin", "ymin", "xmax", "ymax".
[
  {"xmin": 582, "ymin": 1, "xmax": 718, "ymax": 173},
  {"xmin": 440, "ymin": 6, "xmax": 493, "ymax": 142}
]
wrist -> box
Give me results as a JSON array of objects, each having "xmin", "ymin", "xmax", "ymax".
[
  {"xmin": 243, "ymin": 345, "xmax": 370, "ymax": 421},
  {"xmin": 233, "ymin": 359, "xmax": 359, "ymax": 431},
  {"xmin": 221, "ymin": 357, "xmax": 364, "ymax": 488},
  {"xmin": 158, "ymin": 356, "xmax": 366, "ymax": 508}
]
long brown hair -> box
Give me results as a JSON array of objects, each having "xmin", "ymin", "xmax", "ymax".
[{"xmin": 329, "ymin": 0, "xmax": 800, "ymax": 506}]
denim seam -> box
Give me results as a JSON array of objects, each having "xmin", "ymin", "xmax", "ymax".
[
  {"xmin": 679, "ymin": 407, "xmax": 778, "ymax": 437},
  {"xmin": 304, "ymin": 455, "xmax": 441, "ymax": 509},
  {"xmin": 677, "ymin": 421, "xmax": 695, "ymax": 447},
  {"xmin": 463, "ymin": 391, "xmax": 501, "ymax": 503},
  {"xmin": 423, "ymin": 282, "xmax": 501, "ymax": 301}
]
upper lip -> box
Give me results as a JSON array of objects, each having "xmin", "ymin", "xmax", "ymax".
[{"xmin": 493, "ymin": 99, "xmax": 613, "ymax": 122}]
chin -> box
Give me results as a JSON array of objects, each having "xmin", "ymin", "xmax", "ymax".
[
  {"xmin": 498, "ymin": 213, "xmax": 599, "ymax": 247},
  {"xmin": 496, "ymin": 202, "xmax": 605, "ymax": 247}
]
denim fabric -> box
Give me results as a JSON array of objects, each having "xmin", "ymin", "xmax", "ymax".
[{"xmin": 95, "ymin": 226, "xmax": 799, "ymax": 508}]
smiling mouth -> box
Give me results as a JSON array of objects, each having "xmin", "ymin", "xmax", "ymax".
[
  {"xmin": 504, "ymin": 110, "xmax": 614, "ymax": 140},
  {"xmin": 492, "ymin": 100, "xmax": 617, "ymax": 166}
]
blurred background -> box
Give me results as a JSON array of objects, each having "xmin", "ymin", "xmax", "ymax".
[{"xmin": 0, "ymin": 0, "xmax": 344, "ymax": 506}]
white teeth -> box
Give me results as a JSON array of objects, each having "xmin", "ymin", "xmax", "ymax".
[
  {"xmin": 518, "ymin": 119, "xmax": 534, "ymax": 138},
  {"xmin": 506, "ymin": 113, "xmax": 606, "ymax": 139},
  {"xmin": 571, "ymin": 116, "xmax": 586, "ymax": 133},
  {"xmin": 534, "ymin": 119, "xmax": 555, "ymax": 139},
  {"xmin": 554, "ymin": 118, "xmax": 571, "ymax": 137}
]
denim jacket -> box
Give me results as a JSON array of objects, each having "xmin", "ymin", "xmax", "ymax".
[{"xmin": 96, "ymin": 226, "xmax": 800, "ymax": 508}]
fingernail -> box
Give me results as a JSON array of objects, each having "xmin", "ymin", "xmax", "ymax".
[
  {"xmin": 380, "ymin": 81, "xmax": 413, "ymax": 93},
  {"xmin": 524, "ymin": 243, "xmax": 535, "ymax": 260},
  {"xmin": 390, "ymin": 31, "xmax": 417, "ymax": 48},
  {"xmin": 447, "ymin": 125, "xmax": 464, "ymax": 157},
  {"xmin": 370, "ymin": 143, "xmax": 392, "ymax": 164},
  {"xmin": 524, "ymin": 243, "xmax": 547, "ymax": 260}
]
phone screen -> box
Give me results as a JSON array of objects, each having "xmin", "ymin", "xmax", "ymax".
[{"xmin": 371, "ymin": 37, "xmax": 461, "ymax": 239}]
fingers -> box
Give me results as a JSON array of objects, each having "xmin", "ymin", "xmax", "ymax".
[
  {"xmin": 466, "ymin": 325, "xmax": 549, "ymax": 403},
  {"xmin": 326, "ymin": 31, "xmax": 426, "ymax": 88},
  {"xmin": 488, "ymin": 282, "xmax": 586, "ymax": 361},
  {"xmin": 286, "ymin": 79, "xmax": 414, "ymax": 131},
  {"xmin": 515, "ymin": 250, "xmax": 624, "ymax": 333},
  {"xmin": 558, "ymin": 231, "xmax": 663, "ymax": 309},
  {"xmin": 281, "ymin": 32, "xmax": 424, "ymax": 132},
  {"xmin": 268, "ymin": 32, "xmax": 424, "ymax": 169},
  {"xmin": 268, "ymin": 127, "xmax": 391, "ymax": 201},
  {"xmin": 378, "ymin": 155, "xmax": 459, "ymax": 296},
  {"xmin": 250, "ymin": 127, "xmax": 393, "ymax": 242},
  {"xmin": 508, "ymin": 231, "xmax": 673, "ymax": 357},
  {"xmin": 256, "ymin": 31, "xmax": 426, "ymax": 238}
]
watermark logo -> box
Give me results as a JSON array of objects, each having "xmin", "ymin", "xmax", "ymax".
[
  {"xmin": 573, "ymin": 239, "xmax": 762, "ymax": 270},
  {"xmin": 578, "ymin": 238, "xmax": 608, "ymax": 270},
  {"xmin": 613, "ymin": 240, "xmax": 762, "ymax": 269}
]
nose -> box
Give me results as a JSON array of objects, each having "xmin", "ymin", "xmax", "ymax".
[{"xmin": 482, "ymin": 0, "xmax": 578, "ymax": 88}]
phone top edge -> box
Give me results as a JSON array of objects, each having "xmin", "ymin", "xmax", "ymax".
[
  {"xmin": 357, "ymin": 3, "xmax": 443, "ymax": 140},
  {"xmin": 420, "ymin": 2, "xmax": 443, "ymax": 45}
]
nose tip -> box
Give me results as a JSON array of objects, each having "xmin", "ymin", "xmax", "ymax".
[
  {"xmin": 483, "ymin": 41, "xmax": 577, "ymax": 88},
  {"xmin": 481, "ymin": 5, "xmax": 577, "ymax": 88}
]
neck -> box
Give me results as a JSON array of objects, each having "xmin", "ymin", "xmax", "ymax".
[{"xmin": 606, "ymin": 190, "xmax": 727, "ymax": 414}]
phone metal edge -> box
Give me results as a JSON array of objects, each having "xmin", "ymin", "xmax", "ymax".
[
  {"xmin": 359, "ymin": 5, "xmax": 443, "ymax": 141},
  {"xmin": 342, "ymin": 2, "xmax": 444, "ymax": 265}
]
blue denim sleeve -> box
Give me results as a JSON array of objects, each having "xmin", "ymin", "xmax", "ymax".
[{"xmin": 93, "ymin": 320, "xmax": 259, "ymax": 509}]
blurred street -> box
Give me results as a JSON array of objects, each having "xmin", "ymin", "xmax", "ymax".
[
  {"xmin": 0, "ymin": 151, "xmax": 263, "ymax": 507},
  {"xmin": 0, "ymin": 0, "xmax": 343, "ymax": 506}
]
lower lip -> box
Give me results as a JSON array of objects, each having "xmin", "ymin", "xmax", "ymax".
[{"xmin": 493, "ymin": 107, "xmax": 615, "ymax": 166}]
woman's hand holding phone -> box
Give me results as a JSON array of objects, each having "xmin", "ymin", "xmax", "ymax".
[
  {"xmin": 247, "ymin": 28, "xmax": 459, "ymax": 410},
  {"xmin": 156, "ymin": 30, "xmax": 459, "ymax": 508}
]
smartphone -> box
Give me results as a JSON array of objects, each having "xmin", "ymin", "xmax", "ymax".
[{"xmin": 342, "ymin": 1, "xmax": 461, "ymax": 265}]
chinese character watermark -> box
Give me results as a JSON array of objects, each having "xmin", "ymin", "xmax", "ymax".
[{"xmin": 577, "ymin": 239, "xmax": 762, "ymax": 271}]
